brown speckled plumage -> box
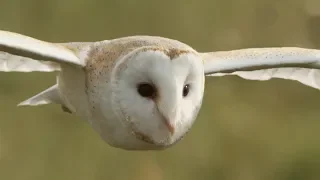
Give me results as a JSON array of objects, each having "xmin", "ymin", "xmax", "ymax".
[
  {"xmin": 85, "ymin": 36, "xmax": 195, "ymax": 74},
  {"xmin": 82, "ymin": 36, "xmax": 196, "ymax": 100}
]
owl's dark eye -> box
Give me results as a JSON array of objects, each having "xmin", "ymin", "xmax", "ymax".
[
  {"xmin": 137, "ymin": 83, "xmax": 156, "ymax": 98},
  {"xmin": 183, "ymin": 84, "xmax": 190, "ymax": 97}
]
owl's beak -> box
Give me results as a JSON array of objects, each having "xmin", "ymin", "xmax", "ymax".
[
  {"xmin": 157, "ymin": 104, "xmax": 177, "ymax": 136},
  {"xmin": 162, "ymin": 115, "xmax": 175, "ymax": 135}
]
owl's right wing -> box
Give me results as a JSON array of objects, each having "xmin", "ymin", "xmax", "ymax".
[
  {"xmin": 201, "ymin": 47, "xmax": 320, "ymax": 90},
  {"xmin": 0, "ymin": 30, "xmax": 88, "ymax": 72}
]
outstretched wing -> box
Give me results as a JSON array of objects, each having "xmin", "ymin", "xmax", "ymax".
[
  {"xmin": 0, "ymin": 30, "xmax": 86, "ymax": 72},
  {"xmin": 201, "ymin": 47, "xmax": 320, "ymax": 89}
]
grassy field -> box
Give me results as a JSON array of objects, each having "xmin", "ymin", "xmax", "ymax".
[{"xmin": 0, "ymin": 0, "xmax": 320, "ymax": 179}]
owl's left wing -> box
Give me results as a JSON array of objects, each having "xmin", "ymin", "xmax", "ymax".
[
  {"xmin": 0, "ymin": 30, "xmax": 87, "ymax": 72},
  {"xmin": 201, "ymin": 47, "xmax": 320, "ymax": 90}
]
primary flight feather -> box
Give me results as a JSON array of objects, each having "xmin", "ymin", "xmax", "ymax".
[{"xmin": 1, "ymin": 30, "xmax": 320, "ymax": 150}]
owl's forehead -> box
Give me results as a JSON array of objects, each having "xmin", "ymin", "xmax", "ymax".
[
  {"xmin": 110, "ymin": 47, "xmax": 198, "ymax": 81},
  {"xmin": 139, "ymin": 47, "xmax": 195, "ymax": 60},
  {"xmin": 85, "ymin": 36, "xmax": 196, "ymax": 72}
]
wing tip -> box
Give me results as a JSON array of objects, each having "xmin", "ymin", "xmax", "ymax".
[{"xmin": 17, "ymin": 99, "xmax": 50, "ymax": 106}]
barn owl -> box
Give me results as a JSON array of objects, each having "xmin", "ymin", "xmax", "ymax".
[{"xmin": 1, "ymin": 30, "xmax": 320, "ymax": 150}]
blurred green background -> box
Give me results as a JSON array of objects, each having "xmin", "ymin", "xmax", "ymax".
[{"xmin": 1, "ymin": 0, "xmax": 320, "ymax": 180}]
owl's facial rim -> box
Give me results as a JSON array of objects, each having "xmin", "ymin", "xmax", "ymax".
[{"xmin": 109, "ymin": 46, "xmax": 204, "ymax": 148}]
